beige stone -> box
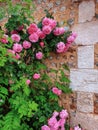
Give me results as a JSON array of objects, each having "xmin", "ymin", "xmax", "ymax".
[
  {"xmin": 70, "ymin": 111, "xmax": 98, "ymax": 130},
  {"xmin": 72, "ymin": 20, "xmax": 98, "ymax": 45},
  {"xmin": 78, "ymin": 0, "xmax": 95, "ymax": 23},
  {"xmin": 77, "ymin": 92, "xmax": 94, "ymax": 113},
  {"xmin": 70, "ymin": 69, "xmax": 98, "ymax": 93},
  {"xmin": 78, "ymin": 45, "xmax": 94, "ymax": 68}
]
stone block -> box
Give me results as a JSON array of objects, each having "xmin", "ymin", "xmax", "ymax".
[
  {"xmin": 78, "ymin": 45, "xmax": 94, "ymax": 68},
  {"xmin": 70, "ymin": 69, "xmax": 98, "ymax": 93},
  {"xmin": 72, "ymin": 21, "xmax": 98, "ymax": 45},
  {"xmin": 77, "ymin": 92, "xmax": 94, "ymax": 113},
  {"xmin": 78, "ymin": 1, "xmax": 95, "ymax": 23},
  {"xmin": 70, "ymin": 111, "xmax": 98, "ymax": 130}
]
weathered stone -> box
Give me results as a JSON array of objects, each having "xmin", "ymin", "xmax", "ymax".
[
  {"xmin": 78, "ymin": 1, "xmax": 95, "ymax": 23},
  {"xmin": 59, "ymin": 21, "xmax": 64, "ymax": 25},
  {"xmin": 72, "ymin": 21, "xmax": 98, "ymax": 45},
  {"xmin": 37, "ymin": 0, "xmax": 42, "ymax": 4},
  {"xmin": 42, "ymin": 0, "xmax": 47, "ymax": 2},
  {"xmin": 48, "ymin": 3, "xmax": 53, "ymax": 9},
  {"xmin": 94, "ymin": 93, "xmax": 98, "ymax": 114},
  {"xmin": 51, "ymin": 63, "xmax": 56, "ymax": 67},
  {"xmin": 70, "ymin": 111, "xmax": 98, "ymax": 130},
  {"xmin": 60, "ymin": 7, "xmax": 66, "ymax": 12},
  {"xmin": 77, "ymin": 92, "xmax": 94, "ymax": 113},
  {"xmin": 78, "ymin": 46, "xmax": 94, "ymax": 68},
  {"xmin": 70, "ymin": 92, "xmax": 77, "ymax": 110},
  {"xmin": 49, "ymin": 56, "xmax": 53, "ymax": 60},
  {"xmin": 67, "ymin": 18, "xmax": 74, "ymax": 25},
  {"xmin": 55, "ymin": 0, "xmax": 61, "ymax": 5},
  {"xmin": 70, "ymin": 69, "xmax": 98, "ymax": 92},
  {"xmin": 64, "ymin": 26, "xmax": 70, "ymax": 31},
  {"xmin": 94, "ymin": 44, "xmax": 98, "ymax": 69}
]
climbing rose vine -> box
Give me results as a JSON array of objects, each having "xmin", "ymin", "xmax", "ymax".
[{"xmin": 0, "ymin": 10, "xmax": 85, "ymax": 130}]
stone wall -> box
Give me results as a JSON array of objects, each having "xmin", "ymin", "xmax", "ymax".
[
  {"xmin": 70, "ymin": 1, "xmax": 98, "ymax": 129},
  {"xmin": 0, "ymin": 0, "xmax": 98, "ymax": 129}
]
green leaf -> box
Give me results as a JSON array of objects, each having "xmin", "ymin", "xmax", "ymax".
[
  {"xmin": 0, "ymin": 86, "xmax": 8, "ymax": 95},
  {"xmin": 29, "ymin": 101, "xmax": 38, "ymax": 111},
  {"xmin": 2, "ymin": 111, "xmax": 21, "ymax": 130},
  {"xmin": 39, "ymin": 116, "xmax": 46, "ymax": 123}
]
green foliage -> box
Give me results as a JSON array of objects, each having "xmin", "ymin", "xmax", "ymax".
[
  {"xmin": 0, "ymin": 9, "xmax": 74, "ymax": 130},
  {"xmin": 2, "ymin": 111, "xmax": 21, "ymax": 130},
  {"xmin": 0, "ymin": 0, "xmax": 35, "ymax": 20}
]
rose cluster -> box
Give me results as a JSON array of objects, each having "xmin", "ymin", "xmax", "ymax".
[
  {"xmin": 52, "ymin": 87, "xmax": 62, "ymax": 96},
  {"xmin": 0, "ymin": 17, "xmax": 77, "ymax": 62},
  {"xmin": 41, "ymin": 110, "xmax": 84, "ymax": 130},
  {"xmin": 0, "ymin": 17, "xmax": 77, "ymax": 104},
  {"xmin": 41, "ymin": 110, "xmax": 68, "ymax": 130}
]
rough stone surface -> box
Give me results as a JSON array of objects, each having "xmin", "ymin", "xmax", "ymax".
[
  {"xmin": 94, "ymin": 43, "xmax": 98, "ymax": 69},
  {"xmin": 70, "ymin": 69, "xmax": 98, "ymax": 93},
  {"xmin": 45, "ymin": 46, "xmax": 77, "ymax": 70},
  {"xmin": 72, "ymin": 20, "xmax": 98, "ymax": 45},
  {"xmin": 70, "ymin": 111, "xmax": 98, "ymax": 130},
  {"xmin": 77, "ymin": 92, "xmax": 94, "ymax": 113},
  {"xmin": 94, "ymin": 93, "xmax": 98, "ymax": 114},
  {"xmin": 33, "ymin": 0, "xmax": 78, "ymax": 25},
  {"xmin": 78, "ymin": 46, "xmax": 94, "ymax": 68},
  {"xmin": 79, "ymin": 1, "xmax": 95, "ymax": 23}
]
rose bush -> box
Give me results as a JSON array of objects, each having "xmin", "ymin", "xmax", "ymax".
[{"xmin": 0, "ymin": 7, "xmax": 84, "ymax": 130}]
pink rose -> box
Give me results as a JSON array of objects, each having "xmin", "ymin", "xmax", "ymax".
[
  {"xmin": 50, "ymin": 122, "xmax": 60, "ymax": 130},
  {"xmin": 52, "ymin": 111, "xmax": 59, "ymax": 118},
  {"xmin": 33, "ymin": 73, "xmax": 40, "ymax": 80},
  {"xmin": 56, "ymin": 48, "xmax": 65, "ymax": 53},
  {"xmin": 11, "ymin": 30, "xmax": 18, "ymax": 34},
  {"xmin": 67, "ymin": 35, "xmax": 75, "ymax": 44},
  {"xmin": 63, "ymin": 44, "xmax": 69, "ymax": 52},
  {"xmin": 56, "ymin": 42, "xmax": 65, "ymax": 53},
  {"xmin": 41, "ymin": 125, "xmax": 50, "ymax": 130},
  {"xmin": 28, "ymin": 23, "xmax": 38, "ymax": 34},
  {"xmin": 36, "ymin": 28, "xmax": 41, "ymax": 35},
  {"xmin": 53, "ymin": 27, "xmax": 65, "ymax": 36},
  {"xmin": 36, "ymin": 51, "xmax": 43, "ymax": 60},
  {"xmin": 50, "ymin": 19, "xmax": 57, "ymax": 29},
  {"xmin": 48, "ymin": 117, "xmax": 57, "ymax": 127},
  {"xmin": 1, "ymin": 38, "xmax": 8, "ymax": 44},
  {"xmin": 17, "ymin": 25, "xmax": 24, "ymax": 31},
  {"xmin": 61, "ymin": 127, "xmax": 65, "ymax": 130},
  {"xmin": 11, "ymin": 34, "xmax": 20, "ymax": 42},
  {"xmin": 13, "ymin": 43, "xmax": 23, "ymax": 53},
  {"xmin": 70, "ymin": 128, "xmax": 73, "ymax": 130},
  {"xmin": 59, "ymin": 110, "xmax": 68, "ymax": 119},
  {"xmin": 14, "ymin": 53, "xmax": 20, "ymax": 59},
  {"xmin": 37, "ymin": 29, "xmax": 46, "ymax": 39},
  {"xmin": 42, "ymin": 17, "xmax": 51, "ymax": 26},
  {"xmin": 39, "ymin": 31, "xmax": 46, "ymax": 39},
  {"xmin": 23, "ymin": 40, "xmax": 31, "ymax": 49},
  {"xmin": 39, "ymin": 42, "xmax": 45, "ymax": 48},
  {"xmin": 72, "ymin": 32, "xmax": 77, "ymax": 39},
  {"xmin": 58, "ymin": 118, "xmax": 66, "ymax": 127},
  {"xmin": 8, "ymin": 49, "xmax": 15, "ymax": 55},
  {"xmin": 52, "ymin": 87, "xmax": 62, "ymax": 96},
  {"xmin": 29, "ymin": 33, "xmax": 39, "ymax": 43},
  {"xmin": 74, "ymin": 126, "xmax": 82, "ymax": 130},
  {"xmin": 42, "ymin": 26, "xmax": 52, "ymax": 35},
  {"xmin": 26, "ymin": 79, "xmax": 31, "ymax": 85}
]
